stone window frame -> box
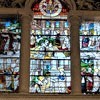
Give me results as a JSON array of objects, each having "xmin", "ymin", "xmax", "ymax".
[{"xmin": 0, "ymin": 8, "xmax": 100, "ymax": 100}]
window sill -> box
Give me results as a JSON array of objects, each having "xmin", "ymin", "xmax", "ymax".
[{"xmin": 0, "ymin": 93, "xmax": 100, "ymax": 100}]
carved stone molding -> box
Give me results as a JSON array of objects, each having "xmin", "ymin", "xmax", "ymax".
[
  {"xmin": 0, "ymin": 0, "xmax": 26, "ymax": 8},
  {"xmin": 75, "ymin": 0, "xmax": 100, "ymax": 10},
  {"xmin": 64, "ymin": 0, "xmax": 76, "ymax": 10},
  {"xmin": 0, "ymin": 0, "xmax": 99, "ymax": 11},
  {"xmin": 27, "ymin": 0, "xmax": 76, "ymax": 10}
]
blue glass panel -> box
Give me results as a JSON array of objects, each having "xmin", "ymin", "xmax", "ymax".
[
  {"xmin": 89, "ymin": 23, "xmax": 94, "ymax": 30},
  {"xmin": 55, "ymin": 21, "xmax": 60, "ymax": 28},
  {"xmin": 5, "ymin": 21, "xmax": 11, "ymax": 27},
  {"xmin": 64, "ymin": 21, "xmax": 69, "ymax": 28},
  {"xmin": 46, "ymin": 21, "xmax": 51, "ymax": 28}
]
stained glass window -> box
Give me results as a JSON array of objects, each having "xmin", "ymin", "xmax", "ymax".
[
  {"xmin": 0, "ymin": 18, "xmax": 21, "ymax": 92},
  {"xmin": 80, "ymin": 21, "xmax": 100, "ymax": 94},
  {"xmin": 30, "ymin": 0, "xmax": 71, "ymax": 93}
]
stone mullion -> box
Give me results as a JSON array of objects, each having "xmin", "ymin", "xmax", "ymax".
[
  {"xmin": 69, "ymin": 15, "xmax": 82, "ymax": 95},
  {"xmin": 19, "ymin": 14, "xmax": 31, "ymax": 93}
]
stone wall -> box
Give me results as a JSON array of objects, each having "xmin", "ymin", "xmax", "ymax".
[{"xmin": 0, "ymin": 0, "xmax": 100, "ymax": 99}]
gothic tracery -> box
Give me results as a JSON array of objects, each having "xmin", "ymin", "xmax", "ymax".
[{"xmin": 0, "ymin": 0, "xmax": 99, "ymax": 10}]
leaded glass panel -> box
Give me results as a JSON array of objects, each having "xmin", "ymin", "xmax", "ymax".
[
  {"xmin": 30, "ymin": 0, "xmax": 71, "ymax": 94},
  {"xmin": 0, "ymin": 18, "xmax": 21, "ymax": 92},
  {"xmin": 80, "ymin": 21, "xmax": 100, "ymax": 94},
  {"xmin": 30, "ymin": 19, "xmax": 71, "ymax": 93}
]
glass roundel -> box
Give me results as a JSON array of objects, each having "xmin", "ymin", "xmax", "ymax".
[{"xmin": 39, "ymin": 0, "xmax": 62, "ymax": 17}]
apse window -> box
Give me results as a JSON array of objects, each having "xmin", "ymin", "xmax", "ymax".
[
  {"xmin": 30, "ymin": 0, "xmax": 71, "ymax": 93},
  {"xmin": 0, "ymin": 17, "xmax": 21, "ymax": 92},
  {"xmin": 80, "ymin": 21, "xmax": 100, "ymax": 94}
]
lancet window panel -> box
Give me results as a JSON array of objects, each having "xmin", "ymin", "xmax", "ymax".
[
  {"xmin": 30, "ymin": 59, "xmax": 71, "ymax": 93},
  {"xmin": 30, "ymin": 19, "xmax": 71, "ymax": 94},
  {"xmin": 30, "ymin": 0, "xmax": 71, "ymax": 94},
  {"xmin": 80, "ymin": 21, "xmax": 100, "ymax": 94},
  {"xmin": 0, "ymin": 18, "xmax": 21, "ymax": 93}
]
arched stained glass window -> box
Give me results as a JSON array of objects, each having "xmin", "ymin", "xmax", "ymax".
[
  {"xmin": 30, "ymin": 0, "xmax": 71, "ymax": 93},
  {"xmin": 0, "ymin": 17, "xmax": 21, "ymax": 92},
  {"xmin": 80, "ymin": 21, "xmax": 100, "ymax": 94}
]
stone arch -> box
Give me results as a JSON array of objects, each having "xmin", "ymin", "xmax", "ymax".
[
  {"xmin": 25, "ymin": 0, "xmax": 76, "ymax": 10},
  {"xmin": 25, "ymin": 0, "xmax": 37, "ymax": 8},
  {"xmin": 64, "ymin": 0, "xmax": 76, "ymax": 10}
]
